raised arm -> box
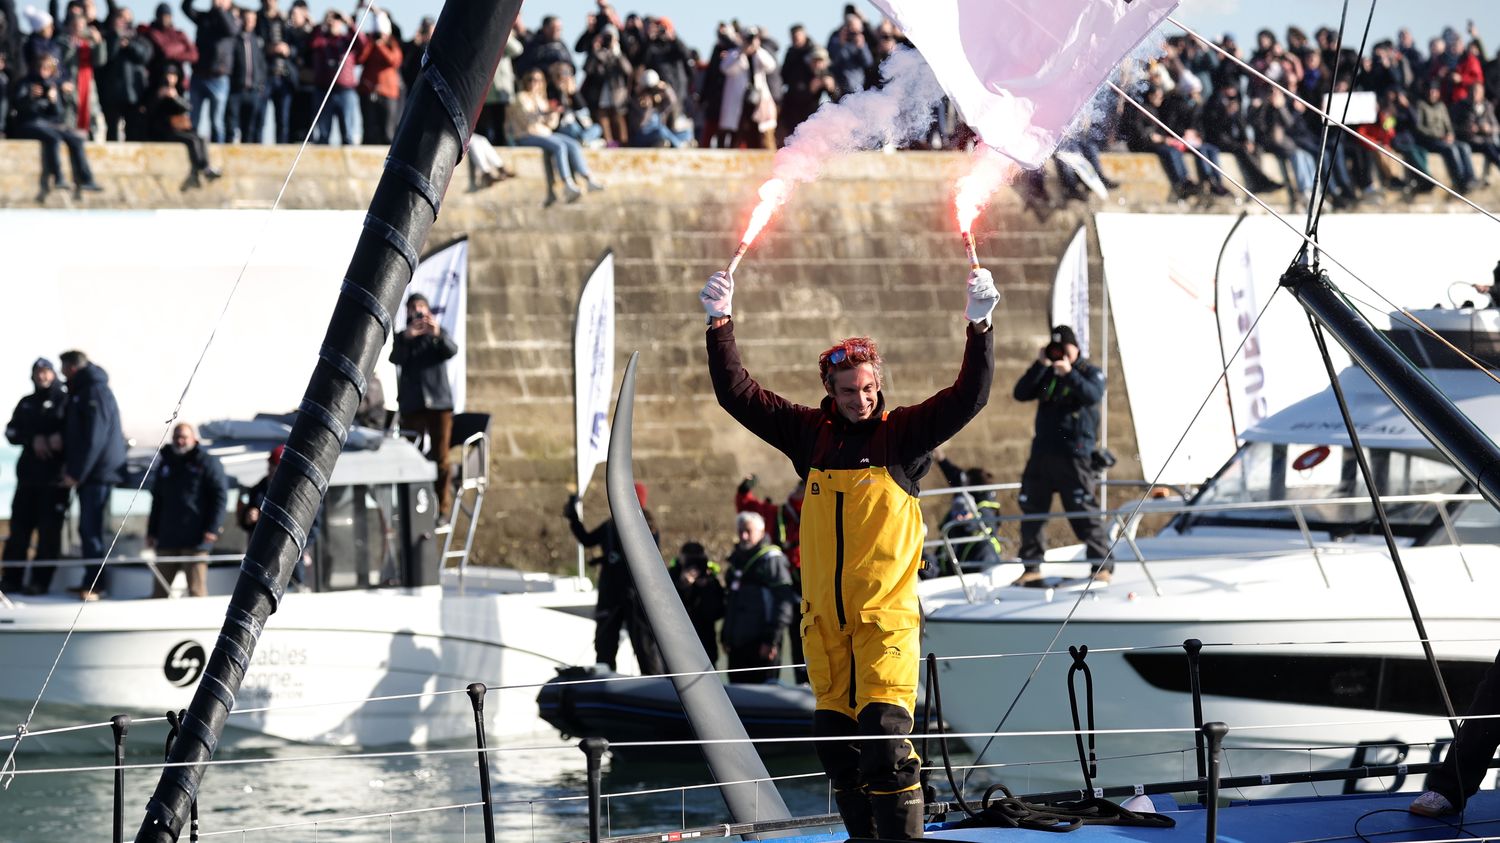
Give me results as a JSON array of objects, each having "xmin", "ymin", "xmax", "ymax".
[
  {"xmin": 884, "ymin": 269, "xmax": 997, "ymax": 463},
  {"xmin": 702, "ymin": 270, "xmax": 819, "ymax": 467}
]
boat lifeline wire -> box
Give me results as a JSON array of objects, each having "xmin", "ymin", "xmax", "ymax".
[{"xmin": 0, "ymin": 2, "xmax": 386, "ymax": 794}]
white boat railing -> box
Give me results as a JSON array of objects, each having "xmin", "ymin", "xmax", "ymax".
[{"xmin": 919, "ymin": 486, "xmax": 1489, "ymax": 601}]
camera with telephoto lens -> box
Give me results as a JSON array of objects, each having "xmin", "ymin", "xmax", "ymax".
[{"xmin": 1045, "ymin": 341, "xmax": 1068, "ymax": 362}]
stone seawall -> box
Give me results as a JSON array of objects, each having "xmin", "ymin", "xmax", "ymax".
[{"xmin": 0, "ymin": 141, "xmax": 1481, "ymax": 569}]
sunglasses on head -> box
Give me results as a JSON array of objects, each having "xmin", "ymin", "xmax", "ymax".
[{"xmin": 827, "ymin": 342, "xmax": 871, "ymax": 366}]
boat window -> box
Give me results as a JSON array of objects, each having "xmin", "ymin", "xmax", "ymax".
[
  {"xmin": 1430, "ymin": 499, "xmax": 1500, "ymax": 545},
  {"xmin": 313, "ymin": 483, "xmax": 404, "ymax": 591},
  {"xmin": 1184, "ymin": 442, "xmax": 1464, "ymax": 535}
]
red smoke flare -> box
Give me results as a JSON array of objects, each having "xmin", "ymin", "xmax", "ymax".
[{"xmin": 739, "ymin": 178, "xmax": 792, "ymax": 247}]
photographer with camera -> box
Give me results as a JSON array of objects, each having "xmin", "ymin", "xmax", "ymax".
[
  {"xmin": 390, "ymin": 293, "xmax": 457, "ymax": 519},
  {"xmin": 1011, "ymin": 325, "xmax": 1112, "ymax": 585}
]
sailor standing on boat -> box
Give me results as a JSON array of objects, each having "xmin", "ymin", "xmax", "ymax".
[
  {"xmin": 146, "ymin": 422, "xmax": 227, "ymax": 597},
  {"xmin": 702, "ymin": 267, "xmax": 996, "ymax": 840},
  {"xmin": 2, "ymin": 358, "xmax": 69, "ymax": 595},
  {"xmin": 59, "ymin": 349, "xmax": 127, "ymax": 602}
]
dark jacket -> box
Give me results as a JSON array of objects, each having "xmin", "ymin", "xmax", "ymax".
[
  {"xmin": 147, "ymin": 444, "xmax": 227, "ymax": 550},
  {"xmin": 257, "ymin": 12, "xmax": 290, "ymax": 79},
  {"xmin": 389, "ymin": 329, "xmax": 458, "ymax": 413},
  {"xmin": 62, "ymin": 363, "xmax": 127, "ymax": 486},
  {"xmin": 180, "ymin": 0, "xmax": 239, "ymax": 79},
  {"xmin": 721, "ymin": 538, "xmax": 794, "ymax": 649},
  {"xmin": 566, "ymin": 506, "xmax": 659, "ymax": 609},
  {"xmin": 1012, "ymin": 359, "xmax": 1105, "ymax": 458},
  {"xmin": 670, "ymin": 554, "xmax": 725, "ymax": 661},
  {"xmin": 99, "ymin": 25, "xmax": 154, "ymax": 108},
  {"xmin": 12, "ymin": 71, "xmax": 66, "ymax": 125},
  {"xmin": 229, "ymin": 29, "xmax": 267, "ymax": 93},
  {"xmin": 5, "ymin": 381, "xmax": 67, "ymax": 486}
]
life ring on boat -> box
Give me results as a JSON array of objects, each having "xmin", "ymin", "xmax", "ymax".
[{"xmin": 1292, "ymin": 445, "xmax": 1331, "ymax": 472}]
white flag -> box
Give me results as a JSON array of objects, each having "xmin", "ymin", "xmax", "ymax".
[
  {"xmin": 1049, "ymin": 225, "xmax": 1090, "ymax": 358},
  {"xmin": 574, "ymin": 252, "xmax": 616, "ymax": 496},
  {"xmin": 395, "ymin": 238, "xmax": 468, "ymax": 413},
  {"xmin": 869, "ymin": 0, "xmax": 1179, "ymax": 168}
]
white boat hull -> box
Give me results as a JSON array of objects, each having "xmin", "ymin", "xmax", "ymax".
[
  {"xmin": 0, "ymin": 584, "xmax": 625, "ymax": 751},
  {"xmin": 920, "ymin": 545, "xmax": 1500, "ymax": 794}
]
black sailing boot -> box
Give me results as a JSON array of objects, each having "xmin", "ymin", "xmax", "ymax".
[
  {"xmin": 834, "ymin": 787, "xmax": 875, "ymax": 841},
  {"xmin": 870, "ymin": 790, "xmax": 925, "ymax": 840}
]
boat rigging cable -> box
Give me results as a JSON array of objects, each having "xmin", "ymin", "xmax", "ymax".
[
  {"xmin": 0, "ymin": 6, "xmax": 384, "ymax": 794},
  {"xmin": 131, "ymin": 0, "xmax": 526, "ymax": 838}
]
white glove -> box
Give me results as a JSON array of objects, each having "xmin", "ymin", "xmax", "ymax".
[
  {"xmin": 700, "ymin": 270, "xmax": 734, "ymax": 320},
  {"xmin": 965, "ymin": 268, "xmax": 999, "ymax": 323}
]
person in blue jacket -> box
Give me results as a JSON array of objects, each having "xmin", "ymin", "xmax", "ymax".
[
  {"xmin": 147, "ymin": 422, "xmax": 227, "ymax": 597},
  {"xmin": 60, "ymin": 350, "xmax": 127, "ymax": 601}
]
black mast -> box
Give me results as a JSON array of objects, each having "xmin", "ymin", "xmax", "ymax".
[{"xmin": 134, "ymin": 1, "xmax": 521, "ymax": 839}]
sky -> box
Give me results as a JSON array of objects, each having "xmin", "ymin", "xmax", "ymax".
[{"xmin": 39, "ymin": 0, "xmax": 1500, "ymax": 59}]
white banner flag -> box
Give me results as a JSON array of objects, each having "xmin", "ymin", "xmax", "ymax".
[
  {"xmin": 869, "ymin": 0, "xmax": 1179, "ymax": 168},
  {"xmin": 574, "ymin": 252, "xmax": 616, "ymax": 497},
  {"xmin": 395, "ymin": 238, "xmax": 469, "ymax": 413},
  {"xmin": 1049, "ymin": 225, "xmax": 1090, "ymax": 358},
  {"xmin": 1214, "ymin": 217, "xmax": 1269, "ymax": 437}
]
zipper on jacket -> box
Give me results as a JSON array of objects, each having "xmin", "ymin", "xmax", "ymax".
[
  {"xmin": 833, "ymin": 491, "xmax": 847, "ymax": 628},
  {"xmin": 848, "ymin": 639, "xmax": 857, "ymax": 710}
]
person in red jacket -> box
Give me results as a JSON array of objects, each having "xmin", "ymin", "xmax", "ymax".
[
  {"xmin": 308, "ymin": 9, "xmax": 364, "ymax": 144},
  {"xmin": 140, "ymin": 2, "xmax": 198, "ymax": 90},
  {"xmin": 357, "ymin": 10, "xmax": 402, "ymax": 145}
]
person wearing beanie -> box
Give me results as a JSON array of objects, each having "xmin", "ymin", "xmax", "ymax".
[
  {"xmin": 1012, "ymin": 324, "xmax": 1111, "ymax": 585},
  {"xmin": 2, "ymin": 357, "xmax": 69, "ymax": 595},
  {"xmin": 701, "ymin": 265, "xmax": 996, "ymax": 840},
  {"xmin": 668, "ymin": 540, "xmax": 724, "ymax": 666}
]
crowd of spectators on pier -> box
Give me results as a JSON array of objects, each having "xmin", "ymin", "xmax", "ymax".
[{"xmin": 1, "ymin": 0, "xmax": 1498, "ymax": 206}]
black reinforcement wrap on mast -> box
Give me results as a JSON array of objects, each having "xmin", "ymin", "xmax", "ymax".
[
  {"xmin": 606, "ymin": 354, "xmax": 793, "ymax": 832},
  {"xmin": 133, "ymin": 2, "xmax": 521, "ymax": 839}
]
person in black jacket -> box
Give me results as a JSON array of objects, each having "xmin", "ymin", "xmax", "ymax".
[
  {"xmin": 59, "ymin": 350, "xmax": 126, "ymax": 601},
  {"xmin": 669, "ymin": 541, "xmax": 724, "ymax": 666},
  {"xmin": 2, "ymin": 358, "xmax": 69, "ymax": 595},
  {"xmin": 180, "ymin": 0, "xmax": 240, "ymax": 142},
  {"xmin": 1012, "ymin": 325, "xmax": 1111, "ymax": 584},
  {"xmin": 146, "ymin": 422, "xmax": 227, "ymax": 597},
  {"xmin": 390, "ymin": 293, "xmax": 458, "ymax": 518},
  {"xmin": 227, "ymin": 6, "xmax": 267, "ymax": 143},
  {"xmin": 148, "ymin": 61, "xmax": 218, "ymax": 189},
  {"xmin": 721, "ymin": 510, "xmax": 795, "ymax": 684},
  {"xmin": 99, "ymin": 6, "xmax": 154, "ymax": 140},
  {"xmin": 10, "ymin": 52, "xmax": 102, "ymax": 200},
  {"xmin": 564, "ymin": 481, "xmax": 665, "ymax": 675}
]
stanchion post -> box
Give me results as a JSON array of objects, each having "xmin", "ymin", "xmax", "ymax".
[
  {"xmin": 1203, "ymin": 721, "xmax": 1228, "ymax": 843},
  {"xmin": 466, "ymin": 683, "xmax": 496, "ymax": 843},
  {"xmin": 582, "ymin": 736, "xmax": 609, "ymax": 843},
  {"xmin": 1183, "ymin": 639, "xmax": 1207, "ymax": 794},
  {"xmin": 111, "ymin": 714, "xmax": 131, "ymax": 843}
]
